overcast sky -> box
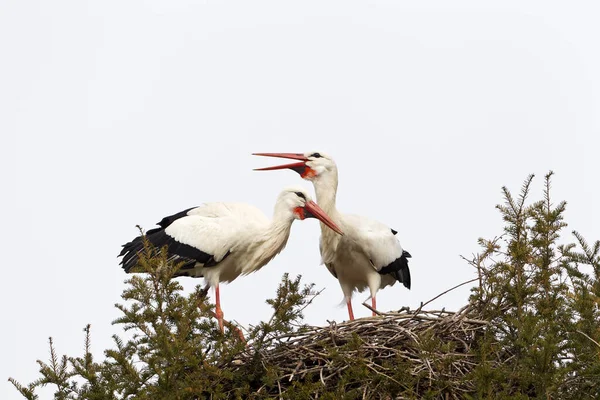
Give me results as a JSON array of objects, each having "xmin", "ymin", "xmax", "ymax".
[{"xmin": 2, "ymin": 1, "xmax": 599, "ymax": 397}]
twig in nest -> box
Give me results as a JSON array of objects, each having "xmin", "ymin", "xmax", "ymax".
[
  {"xmin": 361, "ymin": 301, "xmax": 384, "ymax": 315},
  {"xmin": 420, "ymin": 278, "xmax": 479, "ymax": 310}
]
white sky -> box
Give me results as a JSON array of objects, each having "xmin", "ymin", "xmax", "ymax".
[{"xmin": 2, "ymin": 1, "xmax": 599, "ymax": 397}]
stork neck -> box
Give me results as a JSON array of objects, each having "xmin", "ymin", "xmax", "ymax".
[
  {"xmin": 267, "ymin": 212, "xmax": 294, "ymax": 240},
  {"xmin": 244, "ymin": 214, "xmax": 292, "ymax": 274},
  {"xmin": 260, "ymin": 208, "xmax": 294, "ymax": 255},
  {"xmin": 313, "ymin": 170, "xmax": 339, "ymax": 216}
]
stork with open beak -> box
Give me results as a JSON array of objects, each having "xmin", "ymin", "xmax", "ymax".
[
  {"xmin": 119, "ymin": 186, "xmax": 343, "ymax": 332},
  {"xmin": 254, "ymin": 152, "xmax": 411, "ymax": 321}
]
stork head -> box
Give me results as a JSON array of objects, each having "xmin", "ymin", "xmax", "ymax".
[
  {"xmin": 278, "ymin": 187, "xmax": 343, "ymax": 235},
  {"xmin": 253, "ymin": 151, "xmax": 336, "ymax": 181}
]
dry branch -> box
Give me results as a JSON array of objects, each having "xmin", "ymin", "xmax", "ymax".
[{"xmin": 229, "ymin": 307, "xmax": 491, "ymax": 397}]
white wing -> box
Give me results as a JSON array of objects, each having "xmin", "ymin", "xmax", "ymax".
[
  {"xmin": 339, "ymin": 214, "xmax": 403, "ymax": 271},
  {"xmin": 165, "ymin": 202, "xmax": 269, "ymax": 262}
]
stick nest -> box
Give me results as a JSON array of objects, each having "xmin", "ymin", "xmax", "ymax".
[{"xmin": 232, "ymin": 305, "xmax": 490, "ymax": 398}]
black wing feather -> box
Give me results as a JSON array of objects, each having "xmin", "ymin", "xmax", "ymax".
[
  {"xmin": 118, "ymin": 207, "xmax": 226, "ymax": 277},
  {"xmin": 377, "ymin": 250, "xmax": 411, "ymax": 289},
  {"xmin": 156, "ymin": 207, "xmax": 197, "ymax": 229}
]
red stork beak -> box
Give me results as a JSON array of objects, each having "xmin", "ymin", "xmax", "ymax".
[
  {"xmin": 253, "ymin": 153, "xmax": 315, "ymax": 178},
  {"xmin": 302, "ymin": 200, "xmax": 344, "ymax": 235}
]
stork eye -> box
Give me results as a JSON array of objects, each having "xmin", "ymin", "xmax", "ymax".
[
  {"xmin": 310, "ymin": 153, "xmax": 322, "ymax": 158},
  {"xmin": 294, "ymin": 191, "xmax": 306, "ymax": 200}
]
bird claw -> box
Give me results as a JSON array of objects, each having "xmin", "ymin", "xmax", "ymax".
[{"xmin": 206, "ymin": 309, "xmax": 246, "ymax": 343}]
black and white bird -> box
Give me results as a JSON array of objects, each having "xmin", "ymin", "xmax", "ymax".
[
  {"xmin": 119, "ymin": 187, "xmax": 343, "ymax": 332},
  {"xmin": 254, "ymin": 152, "xmax": 411, "ymax": 320}
]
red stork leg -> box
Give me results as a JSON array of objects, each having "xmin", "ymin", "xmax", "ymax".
[
  {"xmin": 214, "ymin": 284, "xmax": 225, "ymax": 332},
  {"xmin": 199, "ymin": 284, "xmax": 246, "ymax": 343},
  {"xmin": 347, "ymin": 299, "xmax": 355, "ymax": 321},
  {"xmin": 212, "ymin": 285, "xmax": 246, "ymax": 343},
  {"xmin": 371, "ymin": 296, "xmax": 377, "ymax": 317}
]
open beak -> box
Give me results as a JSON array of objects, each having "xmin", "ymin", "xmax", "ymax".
[
  {"xmin": 253, "ymin": 153, "xmax": 307, "ymax": 171},
  {"xmin": 303, "ymin": 200, "xmax": 343, "ymax": 235},
  {"xmin": 253, "ymin": 153, "xmax": 313, "ymax": 177}
]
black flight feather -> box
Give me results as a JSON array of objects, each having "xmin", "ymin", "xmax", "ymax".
[
  {"xmin": 378, "ymin": 250, "xmax": 411, "ymax": 289},
  {"xmin": 118, "ymin": 207, "xmax": 229, "ymax": 277}
]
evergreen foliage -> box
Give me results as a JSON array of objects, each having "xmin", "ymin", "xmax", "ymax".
[
  {"xmin": 9, "ymin": 172, "xmax": 600, "ymax": 399},
  {"xmin": 466, "ymin": 172, "xmax": 600, "ymax": 398},
  {"xmin": 9, "ymin": 240, "xmax": 318, "ymax": 399}
]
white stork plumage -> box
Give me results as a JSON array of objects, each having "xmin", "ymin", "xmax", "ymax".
[
  {"xmin": 254, "ymin": 152, "xmax": 411, "ymax": 321},
  {"xmin": 119, "ymin": 186, "xmax": 343, "ymax": 332}
]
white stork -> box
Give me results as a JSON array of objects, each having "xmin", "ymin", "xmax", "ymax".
[
  {"xmin": 254, "ymin": 152, "xmax": 411, "ymax": 320},
  {"xmin": 119, "ymin": 186, "xmax": 343, "ymax": 332}
]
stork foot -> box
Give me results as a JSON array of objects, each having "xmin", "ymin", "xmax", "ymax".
[
  {"xmin": 231, "ymin": 326, "xmax": 247, "ymax": 343},
  {"xmin": 218, "ymin": 315, "xmax": 246, "ymax": 344},
  {"xmin": 206, "ymin": 309, "xmax": 246, "ymax": 343}
]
